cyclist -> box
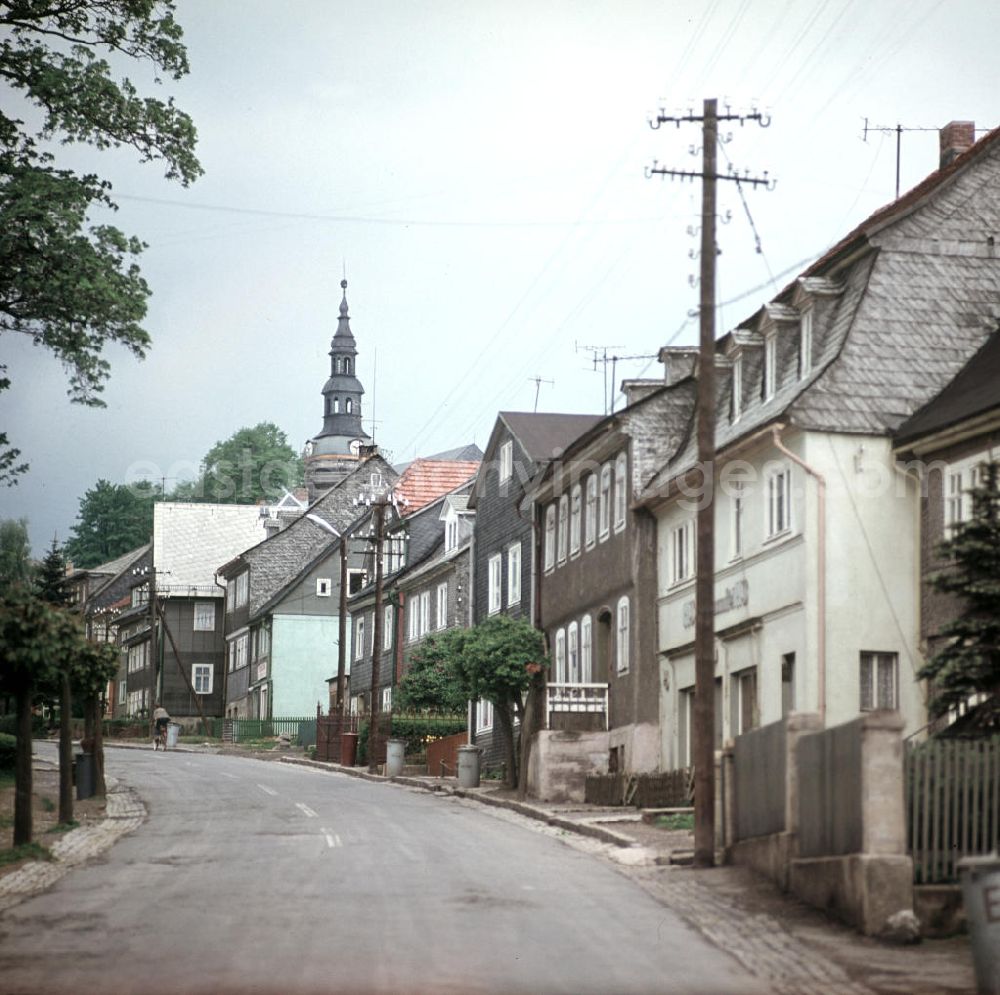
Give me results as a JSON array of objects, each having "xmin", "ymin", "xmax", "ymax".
[{"xmin": 152, "ymin": 703, "xmax": 170, "ymax": 751}]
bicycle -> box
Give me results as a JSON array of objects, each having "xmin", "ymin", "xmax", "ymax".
[{"xmin": 154, "ymin": 723, "xmax": 169, "ymax": 751}]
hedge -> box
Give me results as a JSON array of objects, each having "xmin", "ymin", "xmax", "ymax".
[
  {"xmin": 0, "ymin": 714, "xmax": 46, "ymax": 738},
  {"xmin": 0, "ymin": 733, "xmax": 16, "ymax": 771},
  {"xmin": 357, "ymin": 713, "xmax": 466, "ymax": 767}
]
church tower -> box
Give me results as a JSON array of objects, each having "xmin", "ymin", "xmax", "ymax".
[{"xmin": 304, "ymin": 279, "xmax": 374, "ymax": 498}]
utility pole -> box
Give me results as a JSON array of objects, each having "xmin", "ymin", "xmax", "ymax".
[
  {"xmin": 648, "ymin": 98, "xmax": 772, "ymax": 868},
  {"xmin": 368, "ymin": 496, "xmax": 387, "ymax": 773},
  {"xmin": 337, "ymin": 538, "xmax": 348, "ymax": 712}
]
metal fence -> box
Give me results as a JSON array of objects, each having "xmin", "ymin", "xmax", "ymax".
[
  {"xmin": 907, "ymin": 737, "xmax": 1000, "ymax": 884},
  {"xmin": 214, "ymin": 716, "xmax": 317, "ymax": 743}
]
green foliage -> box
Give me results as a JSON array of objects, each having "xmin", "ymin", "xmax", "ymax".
[
  {"xmin": 655, "ymin": 812, "xmax": 695, "ymax": 831},
  {"xmin": 0, "ymin": 842, "xmax": 52, "ymax": 866},
  {"xmin": 70, "ymin": 640, "xmax": 120, "ymax": 699},
  {"xmin": 0, "ymin": 589, "xmax": 83, "ymax": 695},
  {"xmin": 35, "ymin": 538, "xmax": 69, "ymax": 606},
  {"xmin": 172, "ymin": 422, "xmax": 304, "ymax": 504},
  {"xmin": 920, "ymin": 461, "xmax": 1000, "ymax": 718},
  {"xmin": 0, "ymin": 0, "xmax": 201, "ymax": 481},
  {"xmin": 0, "ymin": 732, "xmax": 16, "ymax": 770},
  {"xmin": 0, "ymin": 713, "xmax": 46, "ymax": 738},
  {"xmin": 64, "ymin": 479, "xmax": 154, "ymax": 568},
  {"xmin": 395, "ymin": 631, "xmax": 468, "ymax": 713},
  {"xmin": 0, "ymin": 518, "xmax": 33, "ymax": 592}
]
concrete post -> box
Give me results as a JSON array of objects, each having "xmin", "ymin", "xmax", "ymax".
[{"xmin": 858, "ymin": 710, "xmax": 907, "ymax": 855}]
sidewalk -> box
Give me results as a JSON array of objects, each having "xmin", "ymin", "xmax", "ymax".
[{"xmin": 280, "ymin": 756, "xmax": 977, "ymax": 995}]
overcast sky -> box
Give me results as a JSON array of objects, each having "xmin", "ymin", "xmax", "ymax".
[{"xmin": 3, "ymin": 0, "xmax": 999, "ymax": 555}]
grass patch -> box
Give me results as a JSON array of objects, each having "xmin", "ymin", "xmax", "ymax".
[
  {"xmin": 655, "ymin": 813, "xmax": 695, "ymax": 831},
  {"xmin": 47, "ymin": 820, "xmax": 79, "ymax": 834},
  {"xmin": 0, "ymin": 842, "xmax": 52, "ymax": 866}
]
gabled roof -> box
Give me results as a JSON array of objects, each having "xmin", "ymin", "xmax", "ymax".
[
  {"xmin": 67, "ymin": 543, "xmax": 150, "ymax": 582},
  {"xmin": 894, "ymin": 327, "xmax": 1000, "ymax": 447},
  {"xmin": 499, "ymin": 411, "xmax": 603, "ymax": 464},
  {"xmin": 395, "ymin": 459, "xmax": 479, "ymax": 513}
]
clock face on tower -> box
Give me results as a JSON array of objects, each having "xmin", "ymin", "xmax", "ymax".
[{"xmin": 349, "ymin": 439, "xmax": 363, "ymax": 455}]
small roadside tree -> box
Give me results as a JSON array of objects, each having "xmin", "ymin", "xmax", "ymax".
[
  {"xmin": 450, "ymin": 615, "xmax": 547, "ymax": 790},
  {"xmin": 919, "ymin": 460, "xmax": 1000, "ymax": 727},
  {"xmin": 70, "ymin": 641, "xmax": 120, "ymax": 797},
  {"xmin": 395, "ymin": 630, "xmax": 468, "ymax": 713}
]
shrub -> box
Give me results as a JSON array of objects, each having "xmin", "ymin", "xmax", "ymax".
[
  {"xmin": 0, "ymin": 732, "xmax": 16, "ymax": 771},
  {"xmin": 0, "ymin": 713, "xmax": 46, "ymax": 737}
]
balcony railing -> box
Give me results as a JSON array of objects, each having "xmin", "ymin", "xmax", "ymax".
[{"xmin": 546, "ymin": 682, "xmax": 609, "ymax": 729}]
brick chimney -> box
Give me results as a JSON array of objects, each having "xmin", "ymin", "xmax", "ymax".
[{"xmin": 940, "ymin": 121, "xmax": 975, "ymax": 168}]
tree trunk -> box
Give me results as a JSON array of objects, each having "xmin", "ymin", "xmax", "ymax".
[
  {"xmin": 497, "ymin": 703, "xmax": 517, "ymax": 790},
  {"xmin": 14, "ymin": 685, "xmax": 33, "ymax": 846},
  {"xmin": 517, "ymin": 673, "xmax": 545, "ymax": 800},
  {"xmin": 92, "ymin": 694, "xmax": 106, "ymax": 796},
  {"xmin": 58, "ymin": 671, "xmax": 73, "ymax": 825}
]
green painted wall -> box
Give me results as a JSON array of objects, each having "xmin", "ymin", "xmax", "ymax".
[{"xmin": 271, "ymin": 614, "xmax": 350, "ymax": 716}]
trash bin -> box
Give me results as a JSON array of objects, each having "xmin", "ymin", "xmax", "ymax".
[
  {"xmin": 386, "ymin": 739, "xmax": 405, "ymax": 777},
  {"xmin": 166, "ymin": 723, "xmax": 181, "ymax": 749},
  {"xmin": 340, "ymin": 732, "xmax": 359, "ymax": 767},
  {"xmin": 959, "ymin": 853, "xmax": 1000, "ymax": 995},
  {"xmin": 457, "ymin": 745, "xmax": 481, "ymax": 788},
  {"xmin": 75, "ymin": 752, "xmax": 95, "ymax": 800}
]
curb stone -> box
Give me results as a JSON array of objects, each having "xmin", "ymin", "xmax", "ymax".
[{"xmin": 0, "ymin": 781, "xmax": 146, "ymax": 913}]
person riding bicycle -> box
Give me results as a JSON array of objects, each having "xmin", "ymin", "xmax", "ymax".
[{"xmin": 153, "ymin": 704, "xmax": 170, "ymax": 749}]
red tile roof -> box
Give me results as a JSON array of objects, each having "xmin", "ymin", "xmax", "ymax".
[{"xmin": 395, "ymin": 459, "xmax": 479, "ymax": 513}]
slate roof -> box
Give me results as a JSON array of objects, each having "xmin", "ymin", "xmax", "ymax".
[
  {"xmin": 219, "ymin": 453, "xmax": 399, "ymax": 620},
  {"xmin": 640, "ymin": 123, "xmax": 1000, "ymax": 497},
  {"xmin": 154, "ymin": 503, "xmax": 266, "ymax": 597},
  {"xmin": 500, "ymin": 412, "xmax": 604, "ymax": 464},
  {"xmin": 67, "ymin": 543, "xmax": 150, "ymax": 582},
  {"xmin": 392, "ymin": 442, "xmax": 484, "ymax": 474},
  {"xmin": 894, "ymin": 327, "xmax": 1000, "ymax": 447},
  {"xmin": 395, "ymin": 459, "xmax": 480, "ymax": 513}
]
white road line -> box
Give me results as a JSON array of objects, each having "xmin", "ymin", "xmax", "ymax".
[
  {"xmin": 219, "ymin": 772, "xmax": 239, "ymax": 780},
  {"xmin": 257, "ymin": 784, "xmax": 279, "ymax": 796},
  {"xmin": 320, "ymin": 827, "xmax": 338, "ymax": 848},
  {"xmin": 296, "ymin": 802, "xmax": 318, "ymax": 818}
]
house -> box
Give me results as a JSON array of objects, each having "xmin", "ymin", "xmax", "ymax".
[
  {"xmin": 467, "ymin": 411, "xmax": 601, "ymax": 771},
  {"xmin": 217, "ymin": 453, "xmax": 398, "ymax": 720},
  {"xmin": 638, "ymin": 120, "xmax": 1000, "ymax": 770},
  {"xmin": 894, "ymin": 326, "xmax": 1000, "ymax": 732},
  {"xmin": 522, "ymin": 393, "xmax": 692, "ymax": 796},
  {"xmin": 113, "ymin": 503, "xmax": 266, "ymax": 721}
]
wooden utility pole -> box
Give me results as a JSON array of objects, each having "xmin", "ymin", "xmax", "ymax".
[
  {"xmin": 368, "ymin": 496, "xmax": 387, "ymax": 773},
  {"xmin": 148, "ymin": 567, "xmax": 158, "ymax": 728},
  {"xmin": 337, "ymin": 538, "xmax": 348, "ymax": 712},
  {"xmin": 647, "ymin": 98, "xmax": 773, "ymax": 868}
]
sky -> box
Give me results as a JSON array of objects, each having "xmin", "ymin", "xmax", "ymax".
[{"xmin": 3, "ymin": 0, "xmax": 1000, "ymax": 556}]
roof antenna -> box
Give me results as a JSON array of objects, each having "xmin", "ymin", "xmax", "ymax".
[{"xmin": 528, "ymin": 375, "xmax": 554, "ymax": 412}]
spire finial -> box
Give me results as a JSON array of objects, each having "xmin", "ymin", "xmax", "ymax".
[{"xmin": 339, "ymin": 278, "xmax": 349, "ymax": 317}]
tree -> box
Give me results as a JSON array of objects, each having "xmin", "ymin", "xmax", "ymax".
[
  {"xmin": 920, "ymin": 460, "xmax": 1000, "ymax": 726},
  {"xmin": 65, "ymin": 479, "xmax": 155, "ymax": 568},
  {"xmin": 176, "ymin": 422, "xmax": 304, "ymax": 504},
  {"xmin": 0, "ymin": 590, "xmax": 82, "ymax": 844},
  {"xmin": 0, "ymin": 1, "xmax": 202, "ymax": 481},
  {"xmin": 0, "ymin": 517, "xmax": 32, "ymax": 592},
  {"xmin": 70, "ymin": 640, "xmax": 119, "ymax": 797},
  {"xmin": 395, "ymin": 630, "xmax": 469, "ymax": 713},
  {"xmin": 450, "ymin": 615, "xmax": 547, "ymax": 789},
  {"xmin": 35, "ymin": 537, "xmax": 69, "ymax": 606}
]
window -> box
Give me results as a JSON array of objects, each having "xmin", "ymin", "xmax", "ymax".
[
  {"xmin": 445, "ymin": 516, "xmax": 459, "ymax": 551},
  {"xmin": 258, "ymin": 625, "xmax": 270, "ymax": 659},
  {"xmin": 488, "ymin": 554, "xmax": 502, "ymax": 614},
  {"xmin": 614, "ymin": 454, "xmax": 627, "ymax": 531},
  {"xmin": 766, "ymin": 467, "xmax": 792, "ymax": 538},
  {"xmin": 381, "ymin": 686, "xmax": 392, "ymax": 711},
  {"xmin": 860, "ymin": 651, "xmax": 898, "ymax": 710},
  {"xmin": 731, "ymin": 354, "xmax": 743, "ymax": 422},
  {"xmin": 781, "ymin": 653, "xmax": 796, "ymax": 718},
  {"xmin": 557, "ymin": 494, "xmax": 569, "ymax": 564},
  {"xmin": 347, "ymin": 569, "xmax": 367, "ymax": 594},
  {"xmin": 554, "ymin": 628, "xmax": 566, "ymax": 683},
  {"xmin": 436, "ymin": 582, "xmax": 448, "ymax": 630},
  {"xmin": 544, "ymin": 504, "xmax": 556, "ymax": 571},
  {"xmin": 507, "ymin": 543, "xmax": 521, "ymax": 607},
  {"xmin": 499, "ymin": 440, "xmax": 513, "ymax": 483},
  {"xmin": 409, "ymin": 598, "xmax": 420, "ymax": 642},
  {"xmin": 585, "ymin": 475, "xmax": 597, "ymax": 548},
  {"xmin": 616, "ymin": 597, "xmax": 630, "ymax": 674},
  {"xmin": 346, "ymin": 398, "xmax": 353, "ymax": 414},
  {"xmin": 476, "ymin": 698, "xmax": 493, "ymax": 732},
  {"xmin": 355, "ymin": 615, "xmax": 366, "ymax": 660},
  {"xmin": 580, "ymin": 615, "xmax": 592, "ymax": 682},
  {"xmin": 679, "ymin": 687, "xmax": 694, "ymax": 767},
  {"xmin": 946, "ymin": 470, "xmax": 964, "ymax": 530},
  {"xmin": 419, "ymin": 591, "xmax": 431, "ymax": 636},
  {"xmin": 117, "ymin": 680, "xmax": 126, "ymax": 707},
  {"xmin": 569, "ymin": 484, "xmax": 582, "ymax": 555},
  {"xmin": 799, "ymin": 308, "xmax": 813, "ymax": 376},
  {"xmin": 671, "ymin": 520, "xmax": 694, "ymax": 584},
  {"xmin": 316, "ymin": 577, "xmax": 332, "ymax": 597},
  {"xmin": 599, "ymin": 464, "xmax": 612, "ymax": 539},
  {"xmin": 235, "ymin": 572, "xmax": 248, "ymax": 609},
  {"xmin": 731, "ymin": 667, "xmax": 758, "ymax": 735},
  {"xmin": 762, "ymin": 335, "xmax": 777, "ymax": 401},
  {"xmin": 945, "ymin": 457, "xmax": 987, "ymax": 531},
  {"xmin": 228, "ymin": 632, "xmax": 248, "ymax": 672},
  {"xmin": 384, "ymin": 605, "xmax": 394, "ymax": 649},
  {"xmin": 567, "ymin": 622, "xmax": 579, "ymax": 683},
  {"xmin": 731, "ymin": 481, "xmax": 745, "ymax": 559},
  {"xmin": 333, "ymin": 398, "xmax": 340, "ymax": 414},
  {"xmin": 193, "ymin": 602, "xmax": 215, "ymax": 632},
  {"xmin": 192, "ymin": 663, "xmax": 213, "ymax": 695}
]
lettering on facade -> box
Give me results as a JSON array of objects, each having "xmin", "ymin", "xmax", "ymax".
[
  {"xmin": 985, "ymin": 884, "xmax": 1000, "ymax": 924},
  {"xmin": 682, "ymin": 578, "xmax": 749, "ymax": 629}
]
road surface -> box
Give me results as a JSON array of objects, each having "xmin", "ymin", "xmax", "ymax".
[{"xmin": 0, "ymin": 746, "xmax": 763, "ymax": 994}]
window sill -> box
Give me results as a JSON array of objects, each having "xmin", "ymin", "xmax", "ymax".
[
  {"xmin": 613, "ymin": 522, "xmax": 626, "ymax": 534},
  {"xmin": 762, "ymin": 528, "xmax": 793, "ymax": 547},
  {"xmin": 667, "ymin": 576, "xmax": 695, "ymax": 591}
]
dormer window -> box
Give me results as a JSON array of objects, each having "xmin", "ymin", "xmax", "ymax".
[
  {"xmin": 799, "ymin": 308, "xmax": 813, "ymax": 377},
  {"xmin": 762, "ymin": 335, "xmax": 776, "ymax": 402},
  {"xmin": 731, "ymin": 353, "xmax": 743, "ymax": 423}
]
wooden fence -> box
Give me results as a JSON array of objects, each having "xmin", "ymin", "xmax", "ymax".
[
  {"xmin": 907, "ymin": 737, "xmax": 1000, "ymax": 884},
  {"xmin": 584, "ymin": 769, "xmax": 693, "ymax": 808}
]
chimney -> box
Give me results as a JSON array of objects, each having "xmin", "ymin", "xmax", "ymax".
[
  {"xmin": 940, "ymin": 121, "xmax": 975, "ymax": 169},
  {"xmin": 658, "ymin": 346, "xmax": 701, "ymax": 385}
]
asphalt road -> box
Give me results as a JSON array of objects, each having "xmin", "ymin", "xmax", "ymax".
[{"xmin": 0, "ymin": 746, "xmax": 763, "ymax": 995}]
